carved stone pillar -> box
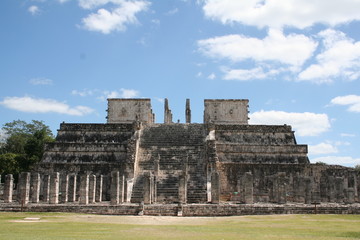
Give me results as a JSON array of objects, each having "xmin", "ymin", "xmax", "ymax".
[
  {"xmin": 49, "ymin": 172, "xmax": 60, "ymax": 204},
  {"xmin": 4, "ymin": 174, "xmax": 14, "ymax": 203},
  {"xmin": 18, "ymin": 172, "xmax": 31, "ymax": 205}
]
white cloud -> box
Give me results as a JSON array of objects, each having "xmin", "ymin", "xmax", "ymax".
[
  {"xmin": 341, "ymin": 133, "xmax": 356, "ymax": 137},
  {"xmin": 198, "ymin": 29, "xmax": 317, "ymax": 69},
  {"xmin": 71, "ymin": 89, "xmax": 95, "ymax": 97},
  {"xmin": 298, "ymin": 29, "xmax": 360, "ymax": 83},
  {"xmin": 78, "ymin": 0, "xmax": 121, "ymax": 9},
  {"xmin": 58, "ymin": 0, "xmax": 70, "ymax": 3},
  {"xmin": 119, "ymin": 88, "xmax": 139, "ymax": 98},
  {"xmin": 311, "ymin": 156, "xmax": 360, "ymax": 166},
  {"xmin": 28, "ymin": 5, "xmax": 40, "ymax": 15},
  {"xmin": 81, "ymin": 0, "xmax": 150, "ymax": 34},
  {"xmin": 249, "ymin": 110, "xmax": 330, "ymax": 136},
  {"xmin": 165, "ymin": 8, "xmax": 179, "ymax": 16},
  {"xmin": 309, "ymin": 142, "xmax": 338, "ymax": 155},
  {"xmin": 202, "ymin": 0, "xmax": 360, "ymax": 29},
  {"xmin": 223, "ymin": 67, "xmax": 266, "ymax": 81},
  {"xmin": 330, "ymin": 95, "xmax": 360, "ymax": 113},
  {"xmin": 207, "ymin": 73, "xmax": 216, "ymax": 80},
  {"xmin": 99, "ymin": 88, "xmax": 140, "ymax": 101},
  {"xmin": 154, "ymin": 97, "xmax": 164, "ymax": 103},
  {"xmin": 0, "ymin": 96, "xmax": 94, "ymax": 116},
  {"xmin": 29, "ymin": 78, "xmax": 53, "ymax": 85}
]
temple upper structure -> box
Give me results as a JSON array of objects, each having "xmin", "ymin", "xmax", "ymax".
[
  {"xmin": 107, "ymin": 98, "xmax": 154, "ymax": 124},
  {"xmin": 204, "ymin": 99, "xmax": 249, "ymax": 124}
]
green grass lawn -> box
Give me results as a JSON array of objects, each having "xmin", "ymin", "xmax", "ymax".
[{"xmin": 0, "ymin": 212, "xmax": 359, "ymax": 240}]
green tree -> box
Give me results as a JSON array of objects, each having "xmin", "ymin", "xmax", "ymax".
[{"xmin": 0, "ymin": 120, "xmax": 55, "ymax": 177}]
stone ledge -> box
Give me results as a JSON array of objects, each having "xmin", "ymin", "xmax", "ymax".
[{"xmin": 1, "ymin": 202, "xmax": 359, "ymax": 216}]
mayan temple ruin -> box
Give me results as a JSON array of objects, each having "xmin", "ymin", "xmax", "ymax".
[{"xmin": 1, "ymin": 98, "xmax": 359, "ymax": 216}]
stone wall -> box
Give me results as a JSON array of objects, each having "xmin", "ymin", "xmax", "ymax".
[
  {"xmin": 107, "ymin": 98, "xmax": 154, "ymax": 124},
  {"xmin": 204, "ymin": 99, "xmax": 249, "ymax": 124}
]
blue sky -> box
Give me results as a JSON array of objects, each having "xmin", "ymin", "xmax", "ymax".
[{"xmin": 1, "ymin": 0, "xmax": 360, "ymax": 167}]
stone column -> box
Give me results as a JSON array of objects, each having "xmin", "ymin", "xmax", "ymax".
[
  {"xmin": 126, "ymin": 178, "xmax": 134, "ymax": 203},
  {"xmin": 42, "ymin": 175, "xmax": 50, "ymax": 202},
  {"xmin": 304, "ymin": 177, "xmax": 312, "ymax": 204},
  {"xmin": 79, "ymin": 174, "xmax": 89, "ymax": 205},
  {"xmin": 89, "ymin": 175, "xmax": 96, "ymax": 203},
  {"xmin": 68, "ymin": 174, "xmax": 77, "ymax": 202},
  {"xmin": 211, "ymin": 171, "xmax": 220, "ymax": 204},
  {"xmin": 18, "ymin": 172, "xmax": 31, "ymax": 205},
  {"xmin": 119, "ymin": 174, "xmax": 125, "ymax": 204},
  {"xmin": 244, "ymin": 172, "xmax": 253, "ymax": 204},
  {"xmin": 110, "ymin": 171, "xmax": 120, "ymax": 205},
  {"xmin": 294, "ymin": 175, "xmax": 305, "ymax": 203},
  {"xmin": 278, "ymin": 173, "xmax": 287, "ymax": 204},
  {"xmin": 30, "ymin": 173, "xmax": 41, "ymax": 203},
  {"xmin": 143, "ymin": 172, "xmax": 152, "ymax": 204},
  {"xmin": 4, "ymin": 174, "xmax": 14, "ymax": 203},
  {"xmin": 185, "ymin": 99, "xmax": 191, "ymax": 123},
  {"xmin": 178, "ymin": 174, "xmax": 187, "ymax": 204},
  {"xmin": 60, "ymin": 174, "xmax": 69, "ymax": 203},
  {"xmin": 347, "ymin": 188, "xmax": 355, "ymax": 203},
  {"xmin": 49, "ymin": 172, "xmax": 60, "ymax": 204},
  {"xmin": 164, "ymin": 98, "xmax": 173, "ymax": 124},
  {"xmin": 95, "ymin": 175, "xmax": 103, "ymax": 202},
  {"xmin": 328, "ymin": 176, "xmax": 335, "ymax": 202},
  {"xmin": 335, "ymin": 177, "xmax": 344, "ymax": 203}
]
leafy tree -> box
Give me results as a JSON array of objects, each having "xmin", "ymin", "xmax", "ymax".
[
  {"xmin": 315, "ymin": 161, "xmax": 328, "ymax": 165},
  {"xmin": 355, "ymin": 165, "xmax": 360, "ymax": 173},
  {"xmin": 0, "ymin": 120, "xmax": 55, "ymax": 178},
  {"xmin": 0, "ymin": 153, "xmax": 21, "ymax": 176}
]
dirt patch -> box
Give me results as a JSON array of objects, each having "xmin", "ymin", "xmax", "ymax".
[{"xmin": 10, "ymin": 217, "xmax": 46, "ymax": 223}]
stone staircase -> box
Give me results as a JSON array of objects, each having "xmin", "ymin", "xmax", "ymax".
[{"xmin": 131, "ymin": 124, "xmax": 208, "ymax": 203}]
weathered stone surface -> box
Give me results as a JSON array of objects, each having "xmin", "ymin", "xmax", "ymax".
[
  {"xmin": 18, "ymin": 172, "xmax": 30, "ymax": 205},
  {"xmin": 49, "ymin": 172, "xmax": 60, "ymax": 204},
  {"xmin": 1, "ymin": 98, "xmax": 357, "ymax": 215},
  {"xmin": 79, "ymin": 174, "xmax": 89, "ymax": 205},
  {"xmin": 4, "ymin": 174, "xmax": 14, "ymax": 203}
]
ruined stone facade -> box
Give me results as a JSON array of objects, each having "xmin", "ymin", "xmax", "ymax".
[{"xmin": 1, "ymin": 98, "xmax": 359, "ymax": 216}]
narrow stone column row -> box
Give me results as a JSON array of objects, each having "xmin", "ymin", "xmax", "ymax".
[
  {"xmin": 110, "ymin": 171, "xmax": 127, "ymax": 205},
  {"xmin": 1, "ymin": 172, "xmax": 105, "ymax": 205}
]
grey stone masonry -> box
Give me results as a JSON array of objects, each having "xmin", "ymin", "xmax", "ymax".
[
  {"xmin": 335, "ymin": 177, "xmax": 345, "ymax": 202},
  {"xmin": 186, "ymin": 99, "xmax": 191, "ymax": 123},
  {"xmin": 49, "ymin": 172, "xmax": 60, "ymax": 204},
  {"xmin": 4, "ymin": 174, "xmax": 14, "ymax": 203},
  {"xmin": 60, "ymin": 174, "xmax": 69, "ymax": 203},
  {"xmin": 243, "ymin": 172, "xmax": 254, "ymax": 204},
  {"xmin": 164, "ymin": 98, "xmax": 173, "ymax": 124},
  {"xmin": 68, "ymin": 175, "xmax": 77, "ymax": 202},
  {"xmin": 26, "ymin": 98, "xmax": 359, "ymax": 208},
  {"xmin": 107, "ymin": 98, "xmax": 154, "ymax": 124},
  {"xmin": 211, "ymin": 171, "xmax": 220, "ymax": 204},
  {"xmin": 96, "ymin": 175, "xmax": 103, "ymax": 202},
  {"xmin": 30, "ymin": 172, "xmax": 41, "ymax": 203},
  {"xmin": 19, "ymin": 172, "xmax": 31, "ymax": 205},
  {"xmin": 89, "ymin": 174, "xmax": 96, "ymax": 203},
  {"xmin": 347, "ymin": 188, "xmax": 355, "ymax": 203},
  {"xmin": 304, "ymin": 177, "xmax": 313, "ymax": 204},
  {"xmin": 178, "ymin": 173, "xmax": 187, "ymax": 204},
  {"xmin": 79, "ymin": 174, "xmax": 89, "ymax": 205},
  {"xmin": 110, "ymin": 171, "xmax": 120, "ymax": 205},
  {"xmin": 143, "ymin": 172, "xmax": 152, "ymax": 204},
  {"xmin": 42, "ymin": 175, "xmax": 50, "ymax": 202}
]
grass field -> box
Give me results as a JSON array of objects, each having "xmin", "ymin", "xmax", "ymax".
[{"xmin": 0, "ymin": 212, "xmax": 360, "ymax": 240}]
